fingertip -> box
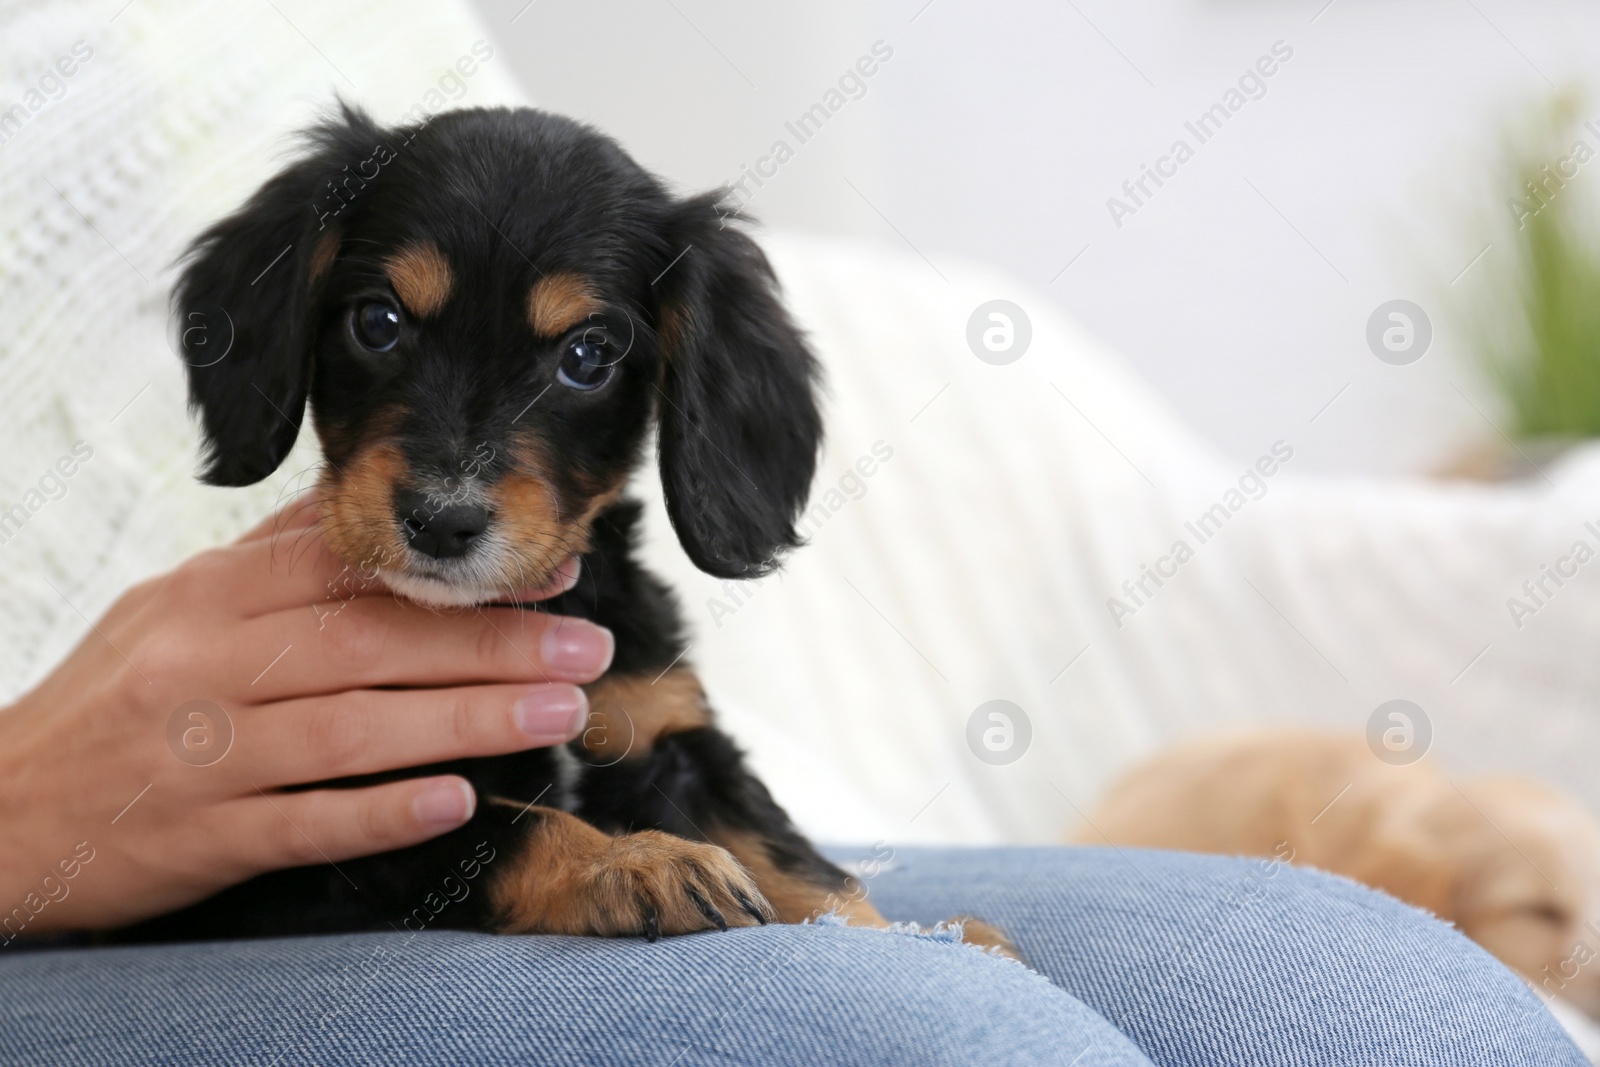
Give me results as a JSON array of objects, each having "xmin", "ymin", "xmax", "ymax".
[
  {"xmin": 237, "ymin": 487, "xmax": 323, "ymax": 544},
  {"xmin": 555, "ymin": 555, "xmax": 582, "ymax": 593},
  {"xmin": 540, "ymin": 618, "xmax": 614, "ymax": 679},
  {"xmin": 275, "ymin": 492, "xmax": 323, "ymax": 537},
  {"xmin": 513, "ymin": 683, "xmax": 590, "ymax": 742},
  {"xmin": 495, "ymin": 555, "xmax": 583, "ymax": 604},
  {"xmin": 411, "ymin": 776, "xmax": 476, "ymax": 828}
]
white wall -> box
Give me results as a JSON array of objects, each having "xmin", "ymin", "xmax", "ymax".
[{"xmin": 469, "ymin": 0, "xmax": 1600, "ymax": 476}]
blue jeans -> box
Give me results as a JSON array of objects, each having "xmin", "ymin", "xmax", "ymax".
[{"xmin": 0, "ymin": 848, "xmax": 1582, "ymax": 1066}]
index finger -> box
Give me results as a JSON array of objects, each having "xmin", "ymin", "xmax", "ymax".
[
  {"xmin": 232, "ymin": 597, "xmax": 612, "ymax": 700},
  {"xmin": 187, "ymin": 514, "xmax": 395, "ymax": 620},
  {"xmin": 236, "ymin": 488, "xmax": 322, "ymax": 544}
]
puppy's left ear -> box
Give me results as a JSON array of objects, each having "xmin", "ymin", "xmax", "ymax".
[{"xmin": 653, "ymin": 196, "xmax": 822, "ymax": 579}]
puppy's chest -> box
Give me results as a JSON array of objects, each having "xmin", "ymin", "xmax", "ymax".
[{"xmin": 460, "ymin": 742, "xmax": 588, "ymax": 817}]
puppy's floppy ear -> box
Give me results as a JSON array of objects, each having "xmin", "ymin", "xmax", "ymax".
[
  {"xmin": 173, "ymin": 104, "xmax": 381, "ymax": 486},
  {"xmin": 653, "ymin": 196, "xmax": 822, "ymax": 579}
]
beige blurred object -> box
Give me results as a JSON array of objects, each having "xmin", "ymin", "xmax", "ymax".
[{"xmin": 1070, "ymin": 731, "xmax": 1600, "ymax": 1017}]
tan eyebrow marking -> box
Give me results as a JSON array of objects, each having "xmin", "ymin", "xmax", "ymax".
[
  {"xmin": 384, "ymin": 241, "xmax": 454, "ymax": 318},
  {"xmin": 308, "ymin": 229, "xmax": 340, "ymax": 287},
  {"xmin": 527, "ymin": 272, "xmax": 603, "ymax": 337}
]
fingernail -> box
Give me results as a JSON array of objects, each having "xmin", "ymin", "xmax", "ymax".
[
  {"xmin": 513, "ymin": 685, "xmax": 588, "ymax": 740},
  {"xmin": 541, "ymin": 620, "xmax": 614, "ymax": 676},
  {"xmin": 413, "ymin": 779, "xmax": 475, "ymax": 827}
]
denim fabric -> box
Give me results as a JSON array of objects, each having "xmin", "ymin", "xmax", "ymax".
[
  {"xmin": 860, "ymin": 846, "xmax": 1586, "ymax": 1067},
  {"xmin": 0, "ymin": 847, "xmax": 1583, "ymax": 1066},
  {"xmin": 0, "ymin": 914, "xmax": 1144, "ymax": 1066}
]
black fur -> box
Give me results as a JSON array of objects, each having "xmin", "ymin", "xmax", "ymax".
[
  {"xmin": 114, "ymin": 105, "xmax": 850, "ymax": 942},
  {"xmin": 176, "ymin": 110, "xmax": 384, "ymax": 487},
  {"xmin": 655, "ymin": 194, "xmax": 823, "ymax": 579}
]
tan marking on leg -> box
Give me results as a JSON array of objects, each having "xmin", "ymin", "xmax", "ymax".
[
  {"xmin": 717, "ymin": 830, "xmax": 887, "ymax": 927},
  {"xmin": 488, "ymin": 807, "xmax": 775, "ymax": 936},
  {"xmin": 527, "ymin": 271, "xmax": 602, "ymax": 337},
  {"xmin": 309, "ymin": 229, "xmax": 341, "ymax": 286},
  {"xmin": 580, "ymin": 668, "xmax": 709, "ymax": 760},
  {"xmin": 384, "ymin": 240, "xmax": 453, "ymax": 318},
  {"xmin": 950, "ymin": 915, "xmax": 1023, "ymax": 961},
  {"xmin": 718, "ymin": 832, "xmax": 1021, "ymax": 957}
]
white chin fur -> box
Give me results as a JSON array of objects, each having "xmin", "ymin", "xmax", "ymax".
[{"xmin": 380, "ymin": 569, "xmax": 503, "ymax": 608}]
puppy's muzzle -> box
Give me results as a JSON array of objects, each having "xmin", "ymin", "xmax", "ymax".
[{"xmin": 395, "ymin": 487, "xmax": 491, "ymax": 560}]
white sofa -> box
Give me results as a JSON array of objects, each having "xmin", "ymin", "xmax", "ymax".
[
  {"xmin": 650, "ymin": 233, "xmax": 1600, "ymax": 850},
  {"xmin": 5, "ymin": 0, "xmax": 1599, "ymax": 857}
]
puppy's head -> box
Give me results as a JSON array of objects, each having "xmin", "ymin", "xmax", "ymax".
[
  {"xmin": 1449, "ymin": 778, "xmax": 1600, "ymax": 1016},
  {"xmin": 175, "ymin": 105, "xmax": 820, "ymax": 604}
]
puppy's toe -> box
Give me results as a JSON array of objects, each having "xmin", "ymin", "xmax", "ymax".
[
  {"xmin": 950, "ymin": 914, "xmax": 1023, "ymax": 961},
  {"xmin": 595, "ymin": 831, "xmax": 775, "ymax": 938}
]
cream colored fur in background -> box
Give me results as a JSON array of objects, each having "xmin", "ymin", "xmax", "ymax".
[{"xmin": 1074, "ymin": 732, "xmax": 1600, "ymax": 1023}]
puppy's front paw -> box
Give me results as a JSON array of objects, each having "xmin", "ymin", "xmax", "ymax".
[
  {"xmin": 495, "ymin": 825, "xmax": 776, "ymax": 939},
  {"xmin": 592, "ymin": 832, "xmax": 776, "ymax": 939}
]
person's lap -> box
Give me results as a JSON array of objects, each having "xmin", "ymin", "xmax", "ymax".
[
  {"xmin": 0, "ymin": 847, "xmax": 1581, "ymax": 1067},
  {"xmin": 860, "ymin": 846, "xmax": 1585, "ymax": 1067},
  {"xmin": 0, "ymin": 906, "xmax": 1142, "ymax": 1067}
]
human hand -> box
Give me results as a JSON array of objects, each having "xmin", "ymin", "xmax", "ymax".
[{"xmin": 0, "ymin": 493, "xmax": 610, "ymax": 934}]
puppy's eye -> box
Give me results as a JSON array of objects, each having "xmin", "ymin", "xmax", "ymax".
[
  {"xmin": 557, "ymin": 332, "xmax": 615, "ymax": 390},
  {"xmin": 351, "ymin": 301, "xmax": 401, "ymax": 352}
]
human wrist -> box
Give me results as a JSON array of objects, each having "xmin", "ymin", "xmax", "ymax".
[{"xmin": 0, "ymin": 700, "xmax": 91, "ymax": 939}]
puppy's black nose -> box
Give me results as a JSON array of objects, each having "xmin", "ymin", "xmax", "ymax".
[{"xmin": 395, "ymin": 489, "xmax": 489, "ymax": 560}]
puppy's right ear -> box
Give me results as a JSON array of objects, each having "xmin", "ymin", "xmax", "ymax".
[{"xmin": 173, "ymin": 106, "xmax": 380, "ymax": 486}]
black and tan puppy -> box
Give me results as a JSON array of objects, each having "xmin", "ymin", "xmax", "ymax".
[{"xmin": 119, "ymin": 104, "xmax": 1011, "ymax": 953}]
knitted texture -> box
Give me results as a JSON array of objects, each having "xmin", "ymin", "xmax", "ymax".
[{"xmin": 0, "ymin": 0, "xmax": 523, "ymax": 695}]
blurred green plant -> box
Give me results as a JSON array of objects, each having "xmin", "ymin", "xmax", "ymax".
[{"xmin": 1467, "ymin": 91, "xmax": 1600, "ymax": 441}]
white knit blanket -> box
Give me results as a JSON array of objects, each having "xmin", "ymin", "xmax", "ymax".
[{"xmin": 4, "ymin": 0, "xmax": 1598, "ymax": 856}]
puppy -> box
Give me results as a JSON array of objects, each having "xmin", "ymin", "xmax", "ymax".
[
  {"xmin": 118, "ymin": 104, "xmax": 1013, "ymax": 954},
  {"xmin": 1071, "ymin": 730, "xmax": 1600, "ymax": 1014}
]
